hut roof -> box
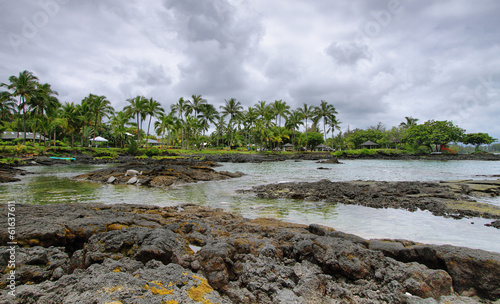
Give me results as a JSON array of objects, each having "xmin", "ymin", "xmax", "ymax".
[
  {"xmin": 361, "ymin": 140, "xmax": 378, "ymax": 146},
  {"xmin": 1, "ymin": 132, "xmax": 47, "ymax": 140}
]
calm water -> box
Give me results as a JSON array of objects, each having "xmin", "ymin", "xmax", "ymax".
[{"xmin": 1, "ymin": 160, "xmax": 499, "ymax": 253}]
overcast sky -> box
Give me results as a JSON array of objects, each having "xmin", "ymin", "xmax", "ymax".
[{"xmin": 1, "ymin": 0, "xmax": 499, "ymax": 140}]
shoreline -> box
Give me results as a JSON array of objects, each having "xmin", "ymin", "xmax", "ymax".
[{"xmin": 0, "ymin": 203, "xmax": 499, "ymax": 303}]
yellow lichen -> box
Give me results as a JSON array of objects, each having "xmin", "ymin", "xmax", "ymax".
[
  {"xmin": 105, "ymin": 302, "xmax": 123, "ymax": 304},
  {"xmin": 187, "ymin": 275, "xmax": 215, "ymax": 304},
  {"xmin": 112, "ymin": 267, "xmax": 122, "ymax": 272},
  {"xmin": 102, "ymin": 286, "xmax": 123, "ymax": 293},
  {"xmin": 162, "ymin": 301, "xmax": 179, "ymax": 304},
  {"xmin": 106, "ymin": 223, "xmax": 131, "ymax": 231},
  {"xmin": 144, "ymin": 281, "xmax": 174, "ymax": 295}
]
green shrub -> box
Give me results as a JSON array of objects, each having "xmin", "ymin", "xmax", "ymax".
[
  {"xmin": 127, "ymin": 139, "xmax": 138, "ymax": 155},
  {"xmin": 135, "ymin": 154, "xmax": 148, "ymax": 159},
  {"xmin": 145, "ymin": 147, "xmax": 161, "ymax": 157},
  {"xmin": 415, "ymin": 146, "xmax": 430, "ymax": 154}
]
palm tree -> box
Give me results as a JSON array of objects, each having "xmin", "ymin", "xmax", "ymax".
[
  {"xmin": 61, "ymin": 102, "xmax": 82, "ymax": 147},
  {"xmin": 313, "ymin": 100, "xmax": 338, "ymax": 143},
  {"xmin": 220, "ymin": 98, "xmax": 243, "ymax": 148},
  {"xmin": 84, "ymin": 94, "xmax": 114, "ymax": 145},
  {"xmin": 170, "ymin": 97, "xmax": 189, "ymax": 148},
  {"xmin": 400, "ymin": 116, "xmax": 419, "ymax": 129},
  {"xmin": 0, "ymin": 91, "xmax": 16, "ymax": 122},
  {"xmin": 243, "ymin": 107, "xmax": 258, "ymax": 150},
  {"xmin": 298, "ymin": 103, "xmax": 313, "ymax": 150},
  {"xmin": 186, "ymin": 95, "xmax": 207, "ymax": 118},
  {"xmin": 214, "ymin": 116, "xmax": 227, "ymax": 149},
  {"xmin": 155, "ymin": 112, "xmax": 176, "ymax": 148},
  {"xmin": 1, "ymin": 70, "xmax": 39, "ymax": 143},
  {"xmin": 110, "ymin": 110, "xmax": 132, "ymax": 148},
  {"xmin": 255, "ymin": 100, "xmax": 270, "ymax": 120},
  {"xmin": 124, "ymin": 96, "xmax": 148, "ymax": 142},
  {"xmin": 144, "ymin": 98, "xmax": 164, "ymax": 147},
  {"xmin": 198, "ymin": 103, "xmax": 219, "ymax": 142},
  {"xmin": 285, "ymin": 110, "xmax": 304, "ymax": 152},
  {"xmin": 271, "ymin": 99, "xmax": 290, "ymax": 128},
  {"xmin": 326, "ymin": 114, "xmax": 341, "ymax": 150},
  {"xmin": 29, "ymin": 83, "xmax": 59, "ymax": 144}
]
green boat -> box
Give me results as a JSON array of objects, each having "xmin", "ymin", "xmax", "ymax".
[{"xmin": 49, "ymin": 157, "xmax": 76, "ymax": 161}]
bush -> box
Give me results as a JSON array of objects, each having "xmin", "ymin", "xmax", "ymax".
[
  {"xmin": 145, "ymin": 147, "xmax": 161, "ymax": 157},
  {"xmin": 415, "ymin": 146, "xmax": 430, "ymax": 154},
  {"xmin": 127, "ymin": 139, "xmax": 138, "ymax": 155},
  {"xmin": 135, "ymin": 154, "xmax": 148, "ymax": 159}
]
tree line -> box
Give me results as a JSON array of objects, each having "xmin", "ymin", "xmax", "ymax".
[
  {"xmin": 0, "ymin": 70, "xmax": 341, "ymax": 151},
  {"xmin": 1, "ymin": 70, "xmax": 495, "ymax": 153}
]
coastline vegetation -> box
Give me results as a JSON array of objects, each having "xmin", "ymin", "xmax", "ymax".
[{"xmin": 1, "ymin": 70, "xmax": 498, "ymax": 161}]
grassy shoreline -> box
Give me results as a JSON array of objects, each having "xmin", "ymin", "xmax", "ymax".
[{"xmin": 1, "ymin": 144, "xmax": 499, "ymax": 166}]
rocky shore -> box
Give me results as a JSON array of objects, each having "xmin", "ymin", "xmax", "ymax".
[
  {"xmin": 0, "ymin": 164, "xmax": 27, "ymax": 183},
  {"xmin": 240, "ymin": 179, "xmax": 500, "ymax": 229},
  {"xmin": 73, "ymin": 159, "xmax": 245, "ymax": 187},
  {"xmin": 1, "ymin": 203, "xmax": 499, "ymax": 303}
]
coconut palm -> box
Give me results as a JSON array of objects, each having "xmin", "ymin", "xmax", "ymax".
[
  {"xmin": 220, "ymin": 98, "xmax": 243, "ymax": 148},
  {"xmin": 198, "ymin": 103, "xmax": 219, "ymax": 143},
  {"xmin": 242, "ymin": 107, "xmax": 258, "ymax": 150},
  {"xmin": 1, "ymin": 70, "xmax": 39, "ymax": 142},
  {"xmin": 155, "ymin": 112, "xmax": 176, "ymax": 148},
  {"xmin": 271, "ymin": 99, "xmax": 290, "ymax": 128},
  {"xmin": 29, "ymin": 83, "xmax": 59, "ymax": 144},
  {"xmin": 110, "ymin": 110, "xmax": 132, "ymax": 148},
  {"xmin": 313, "ymin": 100, "xmax": 338, "ymax": 143},
  {"xmin": 144, "ymin": 98, "xmax": 164, "ymax": 147},
  {"xmin": 84, "ymin": 94, "xmax": 114, "ymax": 145},
  {"xmin": 170, "ymin": 97, "xmax": 189, "ymax": 148},
  {"xmin": 298, "ymin": 103, "xmax": 313, "ymax": 150},
  {"xmin": 326, "ymin": 114, "xmax": 341, "ymax": 150},
  {"xmin": 400, "ymin": 116, "xmax": 419, "ymax": 129},
  {"xmin": 61, "ymin": 102, "xmax": 82, "ymax": 147},
  {"xmin": 186, "ymin": 95, "xmax": 207, "ymax": 118},
  {"xmin": 124, "ymin": 96, "xmax": 148, "ymax": 142},
  {"xmin": 0, "ymin": 91, "xmax": 16, "ymax": 121},
  {"xmin": 285, "ymin": 110, "xmax": 304, "ymax": 152},
  {"xmin": 255, "ymin": 100, "xmax": 270, "ymax": 120}
]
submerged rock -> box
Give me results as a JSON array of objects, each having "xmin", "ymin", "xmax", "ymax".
[
  {"xmin": 243, "ymin": 179, "xmax": 500, "ymax": 226},
  {"xmin": 0, "ymin": 203, "xmax": 498, "ymax": 303},
  {"xmin": 74, "ymin": 160, "xmax": 245, "ymax": 188}
]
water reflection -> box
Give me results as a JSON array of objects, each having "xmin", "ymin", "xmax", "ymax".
[{"xmin": 0, "ymin": 160, "xmax": 499, "ymax": 253}]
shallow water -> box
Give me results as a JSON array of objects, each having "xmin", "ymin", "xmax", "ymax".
[{"xmin": 1, "ymin": 160, "xmax": 499, "ymax": 253}]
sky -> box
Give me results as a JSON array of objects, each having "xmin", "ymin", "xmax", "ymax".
[{"xmin": 1, "ymin": 0, "xmax": 499, "ymax": 140}]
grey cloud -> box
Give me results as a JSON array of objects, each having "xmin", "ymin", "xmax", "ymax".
[{"xmin": 325, "ymin": 41, "xmax": 372, "ymax": 65}]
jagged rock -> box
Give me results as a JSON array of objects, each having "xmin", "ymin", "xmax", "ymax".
[
  {"xmin": 74, "ymin": 160, "xmax": 245, "ymax": 187},
  {"xmin": 13, "ymin": 258, "xmax": 230, "ymax": 304},
  {"xmin": 244, "ymin": 179, "xmax": 500, "ymax": 221},
  {"xmin": 0, "ymin": 203, "xmax": 497, "ymax": 303},
  {"xmin": 84, "ymin": 227, "xmax": 188, "ymax": 267}
]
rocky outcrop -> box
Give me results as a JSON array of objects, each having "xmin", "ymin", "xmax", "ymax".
[
  {"xmin": 1, "ymin": 203, "xmax": 499, "ymax": 303},
  {"xmin": 242, "ymin": 179, "xmax": 500, "ymax": 226},
  {"xmin": 0, "ymin": 163, "xmax": 25, "ymax": 183},
  {"xmin": 73, "ymin": 160, "xmax": 244, "ymax": 187}
]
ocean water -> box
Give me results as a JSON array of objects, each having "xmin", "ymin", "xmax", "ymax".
[{"xmin": 1, "ymin": 159, "xmax": 499, "ymax": 252}]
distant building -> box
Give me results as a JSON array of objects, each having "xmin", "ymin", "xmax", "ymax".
[{"xmin": 1, "ymin": 131, "xmax": 47, "ymax": 141}]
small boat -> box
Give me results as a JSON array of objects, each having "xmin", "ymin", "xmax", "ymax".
[{"xmin": 49, "ymin": 157, "xmax": 76, "ymax": 161}]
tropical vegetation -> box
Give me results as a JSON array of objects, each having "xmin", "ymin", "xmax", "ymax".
[{"xmin": 0, "ymin": 71, "xmax": 497, "ymax": 156}]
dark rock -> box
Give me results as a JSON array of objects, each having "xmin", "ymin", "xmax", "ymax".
[
  {"xmin": 0, "ymin": 203, "xmax": 497, "ymax": 303},
  {"xmin": 74, "ymin": 161, "xmax": 245, "ymax": 188},
  {"xmin": 245, "ymin": 179, "xmax": 500, "ymax": 221}
]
